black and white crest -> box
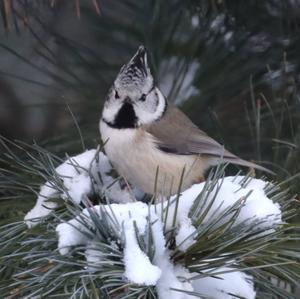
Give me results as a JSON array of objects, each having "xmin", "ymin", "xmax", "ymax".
[
  {"xmin": 115, "ymin": 46, "xmax": 153, "ymax": 91},
  {"xmin": 101, "ymin": 45, "xmax": 167, "ymax": 129}
]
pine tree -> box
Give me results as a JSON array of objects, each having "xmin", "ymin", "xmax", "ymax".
[{"xmin": 0, "ymin": 1, "xmax": 300, "ymax": 298}]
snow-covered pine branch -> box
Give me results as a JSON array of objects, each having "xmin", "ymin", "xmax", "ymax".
[
  {"xmin": 24, "ymin": 149, "xmax": 136, "ymax": 227},
  {"xmin": 20, "ymin": 148, "xmax": 291, "ymax": 299}
]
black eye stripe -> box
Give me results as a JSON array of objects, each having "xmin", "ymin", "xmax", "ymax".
[
  {"xmin": 149, "ymin": 85, "xmax": 155, "ymax": 93},
  {"xmin": 115, "ymin": 90, "xmax": 120, "ymax": 99},
  {"xmin": 139, "ymin": 94, "xmax": 146, "ymax": 101},
  {"xmin": 138, "ymin": 86, "xmax": 155, "ymax": 102}
]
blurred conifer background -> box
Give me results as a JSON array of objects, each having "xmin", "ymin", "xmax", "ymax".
[{"xmin": 0, "ymin": 0, "xmax": 299, "ymax": 221}]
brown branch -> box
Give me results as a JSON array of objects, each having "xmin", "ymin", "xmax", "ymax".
[{"xmin": 0, "ymin": 0, "xmax": 102, "ymax": 31}]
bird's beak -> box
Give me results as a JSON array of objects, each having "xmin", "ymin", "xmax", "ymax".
[{"xmin": 124, "ymin": 96, "xmax": 133, "ymax": 104}]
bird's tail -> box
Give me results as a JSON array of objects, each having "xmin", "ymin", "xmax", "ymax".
[{"xmin": 220, "ymin": 156, "xmax": 275, "ymax": 175}]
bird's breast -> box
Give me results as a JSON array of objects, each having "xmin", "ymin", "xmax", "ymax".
[{"xmin": 99, "ymin": 120, "xmax": 208, "ymax": 195}]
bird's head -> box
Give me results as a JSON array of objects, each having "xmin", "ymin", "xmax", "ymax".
[{"xmin": 102, "ymin": 46, "xmax": 166, "ymax": 129}]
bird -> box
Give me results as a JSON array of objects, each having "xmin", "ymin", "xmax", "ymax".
[{"xmin": 100, "ymin": 46, "xmax": 271, "ymax": 196}]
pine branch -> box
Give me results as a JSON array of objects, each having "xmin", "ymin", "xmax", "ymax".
[{"xmin": 0, "ymin": 138, "xmax": 299, "ymax": 298}]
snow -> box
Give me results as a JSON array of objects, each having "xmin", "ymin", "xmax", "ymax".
[
  {"xmin": 159, "ymin": 176, "xmax": 281, "ymax": 252},
  {"xmin": 25, "ymin": 149, "xmax": 97, "ymax": 228},
  {"xmin": 57, "ymin": 202, "xmax": 162, "ymax": 285},
  {"xmin": 124, "ymin": 220, "xmax": 161, "ymax": 285},
  {"xmin": 25, "ymin": 149, "xmax": 135, "ymax": 227},
  {"xmin": 192, "ymin": 267, "xmax": 256, "ymax": 299},
  {"xmin": 55, "ymin": 174, "xmax": 282, "ymax": 297},
  {"xmin": 85, "ymin": 241, "xmax": 103, "ymax": 269},
  {"xmin": 191, "ymin": 15, "xmax": 199, "ymax": 28},
  {"xmin": 154, "ymin": 238, "xmax": 195, "ymax": 297},
  {"xmin": 158, "ymin": 57, "xmax": 199, "ymax": 104},
  {"xmin": 175, "ymin": 219, "xmax": 197, "ymax": 251},
  {"xmin": 149, "ymin": 215, "xmax": 195, "ymax": 298},
  {"xmin": 171, "ymin": 176, "xmax": 282, "ymax": 232},
  {"xmin": 24, "ymin": 182, "xmax": 59, "ymax": 227},
  {"xmin": 161, "ymin": 184, "xmax": 199, "ymax": 251},
  {"xmin": 55, "ymin": 174, "xmax": 282, "ymax": 298},
  {"xmin": 206, "ymin": 176, "xmax": 282, "ymax": 228},
  {"xmin": 56, "ymin": 218, "xmax": 91, "ymax": 255},
  {"xmin": 57, "ymin": 150, "xmax": 97, "ymax": 204},
  {"xmin": 24, "ymin": 147, "xmax": 284, "ymax": 298}
]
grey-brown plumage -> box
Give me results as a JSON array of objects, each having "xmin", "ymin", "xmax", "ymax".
[
  {"xmin": 100, "ymin": 46, "xmax": 272, "ymax": 196},
  {"xmin": 146, "ymin": 104, "xmax": 268, "ymax": 171}
]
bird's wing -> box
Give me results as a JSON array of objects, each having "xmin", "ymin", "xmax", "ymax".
[
  {"xmin": 145, "ymin": 104, "xmax": 272, "ymax": 173},
  {"xmin": 145, "ymin": 104, "xmax": 234, "ymax": 157}
]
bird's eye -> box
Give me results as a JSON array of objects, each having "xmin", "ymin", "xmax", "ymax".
[
  {"xmin": 115, "ymin": 90, "xmax": 120, "ymax": 99},
  {"xmin": 139, "ymin": 94, "xmax": 146, "ymax": 102}
]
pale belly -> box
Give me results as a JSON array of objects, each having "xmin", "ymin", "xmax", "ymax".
[{"xmin": 100, "ymin": 121, "xmax": 209, "ymax": 195}]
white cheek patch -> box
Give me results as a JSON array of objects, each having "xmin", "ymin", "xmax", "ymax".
[
  {"xmin": 135, "ymin": 87, "xmax": 166, "ymax": 125},
  {"xmin": 102, "ymin": 99, "xmax": 123, "ymax": 123}
]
